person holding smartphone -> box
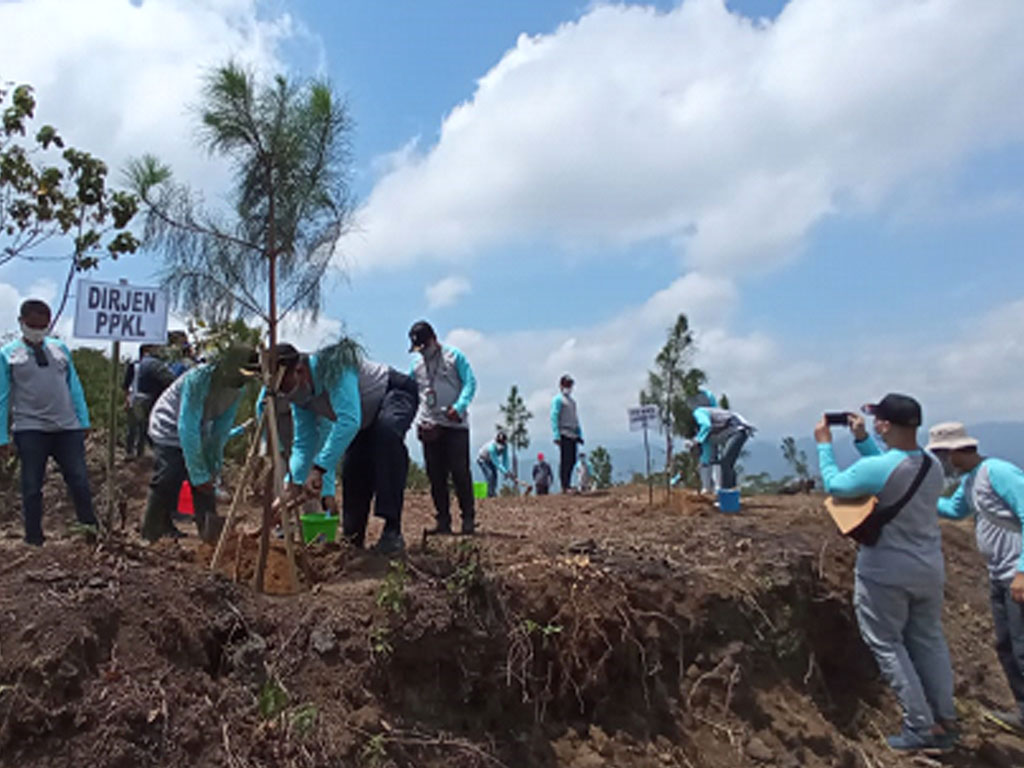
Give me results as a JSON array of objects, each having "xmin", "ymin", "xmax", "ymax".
[{"xmin": 815, "ymin": 394, "xmax": 956, "ymax": 751}]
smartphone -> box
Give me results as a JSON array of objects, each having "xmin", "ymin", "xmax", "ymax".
[{"xmin": 825, "ymin": 412, "xmax": 852, "ymax": 426}]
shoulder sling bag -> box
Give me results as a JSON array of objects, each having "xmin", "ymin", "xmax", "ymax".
[{"xmin": 825, "ymin": 451, "xmax": 933, "ymax": 547}]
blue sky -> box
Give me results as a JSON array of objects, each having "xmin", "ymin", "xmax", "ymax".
[{"xmin": 1, "ymin": 0, "xmax": 1023, "ymax": 454}]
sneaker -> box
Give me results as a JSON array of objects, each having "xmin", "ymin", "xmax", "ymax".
[
  {"xmin": 460, "ymin": 519, "xmax": 476, "ymax": 536},
  {"xmin": 425, "ymin": 523, "xmax": 453, "ymax": 536},
  {"xmin": 985, "ymin": 709, "xmax": 1024, "ymax": 735},
  {"xmin": 371, "ymin": 531, "xmax": 405, "ymax": 556},
  {"xmin": 165, "ymin": 526, "xmax": 187, "ymax": 540},
  {"xmin": 886, "ymin": 728, "xmax": 951, "ymax": 752}
]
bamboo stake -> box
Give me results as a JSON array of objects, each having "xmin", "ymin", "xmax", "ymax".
[{"xmin": 210, "ymin": 403, "xmax": 268, "ymax": 572}]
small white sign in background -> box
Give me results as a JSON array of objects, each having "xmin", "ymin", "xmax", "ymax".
[
  {"xmin": 73, "ymin": 279, "xmax": 169, "ymax": 343},
  {"xmin": 628, "ymin": 404, "xmax": 660, "ymax": 432}
]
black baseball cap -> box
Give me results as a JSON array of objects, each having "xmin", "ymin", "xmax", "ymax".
[
  {"xmin": 862, "ymin": 393, "xmax": 922, "ymax": 427},
  {"xmin": 408, "ymin": 320, "xmax": 436, "ymax": 352}
]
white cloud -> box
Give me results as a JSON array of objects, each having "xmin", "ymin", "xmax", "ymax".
[
  {"xmin": 340, "ymin": 0, "xmax": 1024, "ymax": 274},
  {"xmin": 425, "ymin": 275, "xmax": 472, "ymax": 309},
  {"xmin": 0, "ymin": 0, "xmax": 302, "ymax": 198}
]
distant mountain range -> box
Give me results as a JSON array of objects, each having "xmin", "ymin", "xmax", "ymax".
[{"xmin": 509, "ymin": 422, "xmax": 1024, "ymax": 484}]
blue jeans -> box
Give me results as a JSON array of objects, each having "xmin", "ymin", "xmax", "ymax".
[
  {"xmin": 14, "ymin": 429, "xmax": 96, "ymax": 544},
  {"xmin": 477, "ymin": 458, "xmax": 498, "ymax": 497},
  {"xmin": 854, "ymin": 574, "xmax": 956, "ymax": 732}
]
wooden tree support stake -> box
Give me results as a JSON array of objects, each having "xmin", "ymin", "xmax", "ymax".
[{"xmin": 210, "ymin": 404, "xmax": 269, "ymax": 573}]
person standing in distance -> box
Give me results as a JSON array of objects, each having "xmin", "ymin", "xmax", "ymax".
[
  {"xmin": 409, "ymin": 321, "xmax": 478, "ymax": 535},
  {"xmin": 551, "ymin": 374, "xmax": 583, "ymax": 492},
  {"xmin": 0, "ymin": 299, "xmax": 97, "ymax": 545},
  {"xmin": 533, "ymin": 452, "xmax": 554, "ymax": 496}
]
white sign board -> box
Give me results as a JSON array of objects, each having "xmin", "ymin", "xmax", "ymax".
[
  {"xmin": 628, "ymin": 405, "xmax": 660, "ymax": 432},
  {"xmin": 73, "ymin": 279, "xmax": 169, "ymax": 343}
]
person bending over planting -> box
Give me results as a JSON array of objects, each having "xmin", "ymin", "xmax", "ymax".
[{"xmin": 143, "ymin": 346, "xmax": 260, "ymax": 543}]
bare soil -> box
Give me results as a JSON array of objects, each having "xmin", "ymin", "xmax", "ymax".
[{"xmin": 1, "ymin": 462, "xmax": 1023, "ymax": 767}]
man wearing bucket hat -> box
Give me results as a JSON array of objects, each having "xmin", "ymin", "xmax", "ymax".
[
  {"xmin": 928, "ymin": 422, "xmax": 1024, "ymax": 734},
  {"xmin": 144, "ymin": 346, "xmax": 260, "ymax": 543},
  {"xmin": 477, "ymin": 430, "xmax": 514, "ymax": 498},
  {"xmin": 815, "ymin": 394, "xmax": 957, "ymax": 751},
  {"xmin": 273, "ymin": 341, "xmax": 418, "ymax": 555},
  {"xmin": 408, "ymin": 321, "xmax": 478, "ymax": 535},
  {"xmin": 551, "ymin": 374, "xmax": 584, "ymax": 492}
]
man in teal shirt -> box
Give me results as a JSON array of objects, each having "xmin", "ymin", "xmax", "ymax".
[
  {"xmin": 816, "ymin": 393, "xmax": 956, "ymax": 751},
  {"xmin": 928, "ymin": 422, "xmax": 1024, "ymax": 733}
]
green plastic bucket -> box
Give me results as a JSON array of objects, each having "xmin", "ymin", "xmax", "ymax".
[
  {"xmin": 473, "ymin": 481, "xmax": 487, "ymax": 499},
  {"xmin": 300, "ymin": 513, "xmax": 339, "ymax": 544}
]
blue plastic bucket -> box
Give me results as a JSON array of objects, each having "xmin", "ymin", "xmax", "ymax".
[{"xmin": 717, "ymin": 488, "xmax": 741, "ymax": 513}]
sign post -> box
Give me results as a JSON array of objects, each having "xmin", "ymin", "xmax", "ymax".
[
  {"xmin": 628, "ymin": 405, "xmax": 660, "ymax": 505},
  {"xmin": 74, "ymin": 279, "xmax": 169, "ymax": 529}
]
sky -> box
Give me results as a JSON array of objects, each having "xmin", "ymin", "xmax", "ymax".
[{"xmin": 1, "ymin": 0, "xmax": 1023, "ymax": 458}]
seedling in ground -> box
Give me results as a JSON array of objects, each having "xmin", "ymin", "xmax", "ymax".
[
  {"xmin": 524, "ymin": 618, "xmax": 563, "ymax": 639},
  {"xmin": 369, "ymin": 626, "xmax": 393, "ymax": 659},
  {"xmin": 361, "ymin": 732, "xmax": 387, "ymax": 766},
  {"xmin": 376, "ymin": 561, "xmax": 408, "ymax": 614},
  {"xmin": 289, "ymin": 703, "xmax": 318, "ymax": 739},
  {"xmin": 258, "ymin": 677, "xmax": 289, "ymax": 720}
]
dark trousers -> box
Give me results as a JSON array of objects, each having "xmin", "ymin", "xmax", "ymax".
[
  {"xmin": 719, "ymin": 430, "xmax": 749, "ymax": 489},
  {"xmin": 14, "ymin": 429, "xmax": 96, "ymax": 544},
  {"xmin": 142, "ymin": 443, "xmax": 217, "ymax": 542},
  {"xmin": 341, "ymin": 372, "xmax": 417, "ymax": 546},
  {"xmin": 124, "ymin": 398, "xmax": 153, "ymax": 457},
  {"xmin": 991, "ymin": 578, "xmax": 1024, "ymax": 717},
  {"xmin": 423, "ymin": 427, "xmax": 475, "ymax": 528},
  {"xmin": 536, "ymin": 483, "xmax": 549, "ymax": 496},
  {"xmin": 558, "ymin": 437, "xmax": 578, "ymax": 492},
  {"xmin": 478, "ymin": 458, "xmax": 499, "ymax": 497}
]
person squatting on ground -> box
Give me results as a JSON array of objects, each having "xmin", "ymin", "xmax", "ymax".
[
  {"xmin": 533, "ymin": 452, "xmax": 553, "ymax": 496},
  {"xmin": 690, "ymin": 402, "xmax": 754, "ymax": 492},
  {"xmin": 477, "ymin": 430, "xmax": 514, "ymax": 498},
  {"xmin": 409, "ymin": 320, "xmax": 477, "ymax": 535},
  {"xmin": 551, "ymin": 374, "xmax": 583, "ymax": 493},
  {"xmin": 143, "ymin": 346, "xmax": 259, "ymax": 543},
  {"xmin": 273, "ymin": 341, "xmax": 418, "ymax": 554},
  {"xmin": 0, "ymin": 299, "xmax": 98, "ymax": 545},
  {"xmin": 124, "ymin": 344, "xmax": 174, "ymax": 459},
  {"xmin": 928, "ymin": 422, "xmax": 1024, "ymax": 734},
  {"xmin": 817, "ymin": 394, "xmax": 957, "ymax": 751}
]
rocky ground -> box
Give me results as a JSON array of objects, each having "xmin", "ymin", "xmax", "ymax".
[{"xmin": 1, "ymin": 457, "xmax": 1023, "ymax": 767}]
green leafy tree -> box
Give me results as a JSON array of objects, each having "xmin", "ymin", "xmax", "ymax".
[
  {"xmin": 719, "ymin": 393, "xmax": 730, "ymax": 410},
  {"xmin": 589, "ymin": 446, "xmax": 613, "ymax": 489},
  {"xmin": 499, "ymin": 384, "xmax": 532, "ymax": 484},
  {"xmin": 1, "ymin": 83, "xmax": 139, "ymax": 322},
  {"xmin": 640, "ymin": 313, "xmax": 705, "ymax": 487},
  {"xmin": 70, "ymin": 347, "xmax": 116, "ymax": 431},
  {"xmin": 781, "ymin": 436, "xmax": 810, "ymax": 481},
  {"xmin": 127, "ymin": 62, "xmax": 354, "ymax": 358}
]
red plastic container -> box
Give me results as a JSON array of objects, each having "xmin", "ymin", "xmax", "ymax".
[{"xmin": 177, "ymin": 481, "xmax": 194, "ymax": 515}]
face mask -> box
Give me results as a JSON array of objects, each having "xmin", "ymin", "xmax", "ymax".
[
  {"xmin": 561, "ymin": 387, "xmax": 572, "ymax": 396},
  {"xmin": 20, "ymin": 321, "xmax": 47, "ymax": 345},
  {"xmin": 937, "ymin": 453, "xmax": 958, "ymax": 478},
  {"xmin": 287, "ymin": 381, "xmax": 314, "ymax": 408}
]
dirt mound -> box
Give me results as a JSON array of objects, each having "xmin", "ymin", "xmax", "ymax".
[{"xmin": 2, "ymin": 488, "xmax": 1024, "ymax": 767}]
